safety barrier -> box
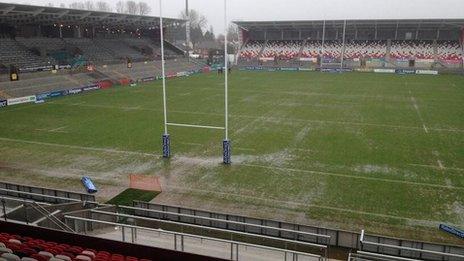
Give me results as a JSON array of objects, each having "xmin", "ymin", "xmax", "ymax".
[
  {"xmin": 0, "ymin": 182, "xmax": 95, "ymax": 203},
  {"xmin": 133, "ymin": 202, "xmax": 464, "ymax": 261}
]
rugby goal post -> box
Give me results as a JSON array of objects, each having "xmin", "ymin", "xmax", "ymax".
[{"xmin": 159, "ymin": 0, "xmax": 231, "ymax": 164}]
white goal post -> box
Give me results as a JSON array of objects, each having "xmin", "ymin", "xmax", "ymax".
[{"xmin": 159, "ymin": 0, "xmax": 231, "ymax": 164}]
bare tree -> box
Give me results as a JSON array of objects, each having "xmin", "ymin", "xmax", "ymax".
[
  {"xmin": 227, "ymin": 24, "xmax": 239, "ymax": 43},
  {"xmin": 179, "ymin": 9, "xmax": 208, "ymax": 31},
  {"xmin": 59, "ymin": 3, "xmax": 66, "ymax": 8},
  {"xmin": 179, "ymin": 9, "xmax": 208, "ymax": 49},
  {"xmin": 84, "ymin": 1, "xmax": 95, "ymax": 10},
  {"xmin": 125, "ymin": 1, "xmax": 139, "ymax": 15},
  {"xmin": 115, "ymin": 1, "xmax": 126, "ymax": 13},
  {"xmin": 69, "ymin": 2, "xmax": 85, "ymax": 9},
  {"xmin": 47, "ymin": 3, "xmax": 55, "ymax": 7},
  {"xmin": 137, "ymin": 2, "xmax": 151, "ymax": 15},
  {"xmin": 96, "ymin": 1, "xmax": 112, "ymax": 12}
]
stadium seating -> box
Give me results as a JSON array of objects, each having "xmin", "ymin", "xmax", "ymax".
[
  {"xmin": 93, "ymin": 39, "xmax": 146, "ymax": 60},
  {"xmin": 64, "ymin": 38, "xmax": 115, "ymax": 63},
  {"xmin": 16, "ymin": 37, "xmax": 67, "ymax": 52},
  {"xmin": 0, "ymin": 232, "xmax": 152, "ymax": 261},
  {"xmin": 0, "ymin": 37, "xmax": 54, "ymax": 69},
  {"xmin": 301, "ymin": 40, "xmax": 322, "ymax": 58},
  {"xmin": 239, "ymin": 40, "xmax": 264, "ymax": 59},
  {"xmin": 322, "ymin": 41, "xmax": 343, "ymax": 59},
  {"xmin": 436, "ymin": 40, "xmax": 463, "ymax": 62},
  {"xmin": 343, "ymin": 40, "xmax": 387, "ymax": 59},
  {"xmin": 261, "ymin": 40, "xmax": 302, "ymax": 59},
  {"xmin": 390, "ymin": 40, "xmax": 434, "ymax": 60}
]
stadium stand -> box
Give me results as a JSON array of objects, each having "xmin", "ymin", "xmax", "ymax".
[
  {"xmin": 0, "ymin": 38, "xmax": 54, "ymax": 70},
  {"xmin": 390, "ymin": 40, "xmax": 435, "ymax": 60},
  {"xmin": 92, "ymin": 38, "xmax": 146, "ymax": 60},
  {"xmin": 0, "ymin": 222, "xmax": 223, "ymax": 261},
  {"xmin": 437, "ymin": 41, "xmax": 463, "ymax": 62},
  {"xmin": 0, "ymin": 58, "xmax": 203, "ymax": 98},
  {"xmin": 343, "ymin": 41, "xmax": 387, "ymax": 59},
  {"xmin": 261, "ymin": 40, "xmax": 302, "ymax": 59},
  {"xmin": 301, "ymin": 40, "xmax": 322, "ymax": 58},
  {"xmin": 322, "ymin": 41, "xmax": 343, "ymax": 60},
  {"xmin": 63, "ymin": 38, "xmax": 116, "ymax": 64},
  {"xmin": 239, "ymin": 40, "xmax": 265, "ymax": 59}
]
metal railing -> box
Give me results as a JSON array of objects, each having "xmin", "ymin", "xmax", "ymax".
[
  {"xmin": 117, "ymin": 204, "xmax": 331, "ymax": 242},
  {"xmin": 89, "ymin": 209, "xmax": 327, "ymax": 253},
  {"xmin": 360, "ymin": 230, "xmax": 464, "ymax": 260},
  {"xmin": 1, "ymin": 196, "xmax": 50, "ymax": 222},
  {"xmin": 65, "ymin": 215, "xmax": 325, "ymax": 261},
  {"xmin": 30, "ymin": 202, "xmax": 75, "ymax": 233},
  {"xmin": 348, "ymin": 251, "xmax": 422, "ymax": 261},
  {"xmin": 0, "ymin": 187, "xmax": 84, "ymax": 203}
]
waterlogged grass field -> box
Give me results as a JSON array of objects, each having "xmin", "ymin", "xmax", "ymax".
[{"xmin": 0, "ymin": 71, "xmax": 463, "ymax": 243}]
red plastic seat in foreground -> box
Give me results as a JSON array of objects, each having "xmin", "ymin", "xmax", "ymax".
[{"xmin": 0, "ymin": 232, "xmax": 151, "ymax": 261}]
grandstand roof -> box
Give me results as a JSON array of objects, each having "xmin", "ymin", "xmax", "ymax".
[
  {"xmin": 234, "ymin": 19, "xmax": 464, "ymax": 31},
  {"xmin": 0, "ymin": 3, "xmax": 184, "ymax": 28}
]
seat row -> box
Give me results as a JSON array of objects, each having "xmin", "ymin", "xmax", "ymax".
[
  {"xmin": 0, "ymin": 232, "xmax": 151, "ymax": 261},
  {"xmin": 239, "ymin": 40, "xmax": 463, "ymax": 61}
]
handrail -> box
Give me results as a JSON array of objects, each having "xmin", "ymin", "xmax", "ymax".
[
  {"xmin": 64, "ymin": 215, "xmax": 324, "ymax": 260},
  {"xmin": 89, "ymin": 209, "xmax": 327, "ymax": 250},
  {"xmin": 360, "ymin": 230, "xmax": 464, "ymax": 259},
  {"xmin": 353, "ymin": 251, "xmax": 421, "ymax": 261},
  {"xmin": 0, "ymin": 188, "xmax": 82, "ymax": 202},
  {"xmin": 119, "ymin": 204, "xmax": 331, "ymax": 240},
  {"xmin": 30, "ymin": 202, "xmax": 75, "ymax": 233}
]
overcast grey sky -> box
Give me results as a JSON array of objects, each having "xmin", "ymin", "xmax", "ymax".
[{"xmin": 5, "ymin": 0, "xmax": 464, "ymax": 33}]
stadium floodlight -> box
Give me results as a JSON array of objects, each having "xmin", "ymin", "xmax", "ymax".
[{"xmin": 159, "ymin": 0, "xmax": 232, "ymax": 165}]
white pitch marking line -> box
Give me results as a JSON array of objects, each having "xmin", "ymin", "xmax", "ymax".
[
  {"xmin": 163, "ymin": 185, "xmax": 463, "ymax": 228},
  {"xmin": 48, "ymin": 102, "xmax": 464, "ymax": 133},
  {"xmin": 235, "ymin": 147, "xmax": 256, "ymax": 152},
  {"xmin": 180, "ymin": 142, "xmax": 203, "ymax": 147},
  {"xmin": 409, "ymin": 91, "xmax": 428, "ymax": 134},
  {"xmin": 409, "ymin": 164, "xmax": 464, "ymax": 172},
  {"xmin": 0, "ymin": 137, "xmax": 160, "ymax": 157},
  {"xmin": 35, "ymin": 126, "xmax": 68, "ymax": 133},
  {"xmin": 239, "ymin": 163, "xmax": 464, "ymax": 190},
  {"xmin": 437, "ymin": 160, "xmax": 445, "ymax": 170}
]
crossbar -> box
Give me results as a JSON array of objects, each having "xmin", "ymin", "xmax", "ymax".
[{"xmin": 167, "ymin": 122, "xmax": 225, "ymax": 130}]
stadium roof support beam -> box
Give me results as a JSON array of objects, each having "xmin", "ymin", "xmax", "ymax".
[
  {"xmin": 32, "ymin": 8, "xmax": 45, "ymax": 17},
  {"xmin": 1, "ymin": 6, "xmax": 15, "ymax": 15},
  {"xmin": 0, "ymin": 2, "xmax": 184, "ymax": 29}
]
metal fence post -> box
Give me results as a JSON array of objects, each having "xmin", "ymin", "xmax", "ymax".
[
  {"xmin": 181, "ymin": 234, "xmax": 184, "ymax": 252},
  {"xmin": 131, "ymin": 228, "xmax": 135, "ymax": 243},
  {"xmin": 1, "ymin": 199, "xmax": 7, "ymax": 221},
  {"xmin": 230, "ymin": 242, "xmax": 234, "ymax": 260},
  {"xmin": 122, "ymin": 226, "xmax": 126, "ymax": 242},
  {"xmin": 174, "ymin": 234, "xmax": 177, "ymax": 250}
]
